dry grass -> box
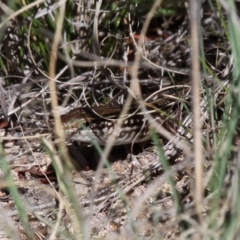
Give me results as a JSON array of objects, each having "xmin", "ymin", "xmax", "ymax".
[{"xmin": 0, "ymin": 0, "xmax": 239, "ymax": 239}]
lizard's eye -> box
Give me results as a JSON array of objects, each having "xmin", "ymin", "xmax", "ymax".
[{"xmin": 85, "ymin": 121, "xmax": 90, "ymax": 127}]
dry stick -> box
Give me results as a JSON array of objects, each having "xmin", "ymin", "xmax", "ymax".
[
  {"xmin": 48, "ymin": 2, "xmax": 82, "ymax": 238},
  {"xmin": 48, "ymin": 7, "xmax": 67, "ymax": 172},
  {"xmin": 61, "ymin": 49, "xmax": 215, "ymax": 82},
  {"xmin": 189, "ymin": 0, "xmax": 203, "ymax": 224},
  {"xmin": 69, "ymin": 52, "xmax": 194, "ymax": 74}
]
